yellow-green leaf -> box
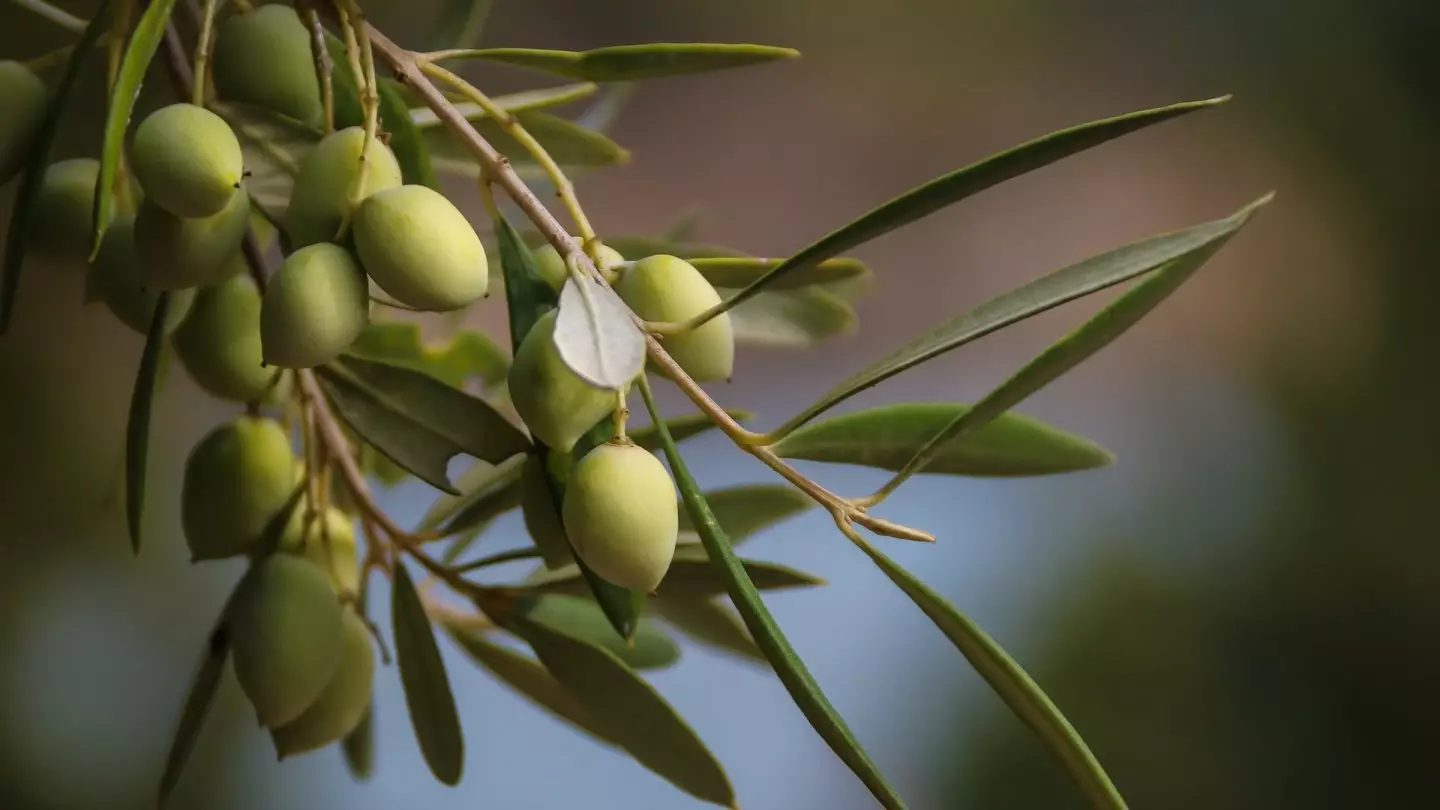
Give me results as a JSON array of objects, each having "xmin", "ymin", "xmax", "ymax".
[{"xmin": 431, "ymin": 43, "xmax": 798, "ymax": 82}]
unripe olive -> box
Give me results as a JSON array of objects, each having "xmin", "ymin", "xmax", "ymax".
[
  {"xmin": 91, "ymin": 214, "xmax": 196, "ymax": 334},
  {"xmin": 0, "ymin": 61, "xmax": 48, "ymax": 186},
  {"xmin": 135, "ymin": 187, "xmax": 251, "ymax": 290},
  {"xmin": 29, "ymin": 158, "xmax": 98, "ymax": 261},
  {"xmin": 173, "ymin": 273, "xmax": 282, "ymax": 402},
  {"xmin": 181, "ymin": 416, "xmax": 297, "ymax": 560},
  {"xmin": 270, "ymin": 609, "xmax": 374, "ymax": 757},
  {"xmin": 212, "ymin": 6, "xmax": 323, "ymax": 127},
  {"xmin": 562, "ymin": 442, "xmax": 678, "ymax": 592},
  {"xmin": 507, "ymin": 310, "xmax": 616, "ymax": 452},
  {"xmin": 228, "ymin": 554, "xmax": 344, "ymax": 728},
  {"xmin": 352, "ymin": 185, "xmax": 488, "ymax": 312},
  {"xmin": 260, "ymin": 243, "xmax": 368, "ymax": 368},
  {"xmin": 617, "ymin": 255, "xmax": 734, "ymax": 382},
  {"xmin": 279, "ymin": 506, "xmax": 360, "ymax": 596},
  {"xmin": 532, "ymin": 239, "xmax": 624, "ymax": 293},
  {"xmin": 284, "ymin": 127, "xmax": 402, "ymax": 249},
  {"xmin": 519, "ymin": 453, "xmax": 573, "ymax": 569},
  {"xmin": 130, "ymin": 103, "xmax": 243, "ymax": 218}
]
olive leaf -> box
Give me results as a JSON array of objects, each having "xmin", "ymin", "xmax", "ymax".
[
  {"xmin": 691, "ymin": 256, "xmax": 870, "ymax": 290},
  {"xmin": 424, "ymin": 0, "xmax": 492, "ymax": 52},
  {"xmin": 316, "ymin": 355, "xmax": 530, "ymax": 494},
  {"xmin": 629, "ymin": 409, "xmax": 754, "ymax": 450},
  {"xmin": 773, "ymin": 403, "xmax": 1113, "ymax": 477},
  {"xmin": 431, "ymin": 456, "xmax": 525, "ymax": 539},
  {"xmin": 392, "ymin": 563, "xmax": 465, "ymax": 786},
  {"xmin": 213, "ymin": 101, "xmax": 321, "ymax": 218},
  {"xmin": 92, "ymin": 0, "xmax": 179, "ymax": 258},
  {"xmin": 727, "ymin": 286, "xmax": 856, "ymax": 348},
  {"xmin": 495, "ymin": 211, "xmax": 556, "ymax": 350},
  {"xmin": 341, "ymin": 703, "xmax": 374, "ymax": 781},
  {"xmin": 651, "ymin": 598, "xmax": 765, "ymax": 664},
  {"xmin": 708, "ymin": 96, "xmax": 1231, "ymax": 320},
  {"xmin": 430, "ymin": 43, "xmax": 798, "ymax": 82},
  {"xmin": 600, "ymin": 236, "xmax": 746, "ymax": 260},
  {"xmin": 514, "ymin": 594, "xmax": 680, "ymax": 670},
  {"xmin": 490, "ymin": 598, "xmax": 736, "ymax": 807},
  {"xmin": 850, "ymin": 535, "xmax": 1127, "ymax": 810},
  {"xmin": 524, "ymin": 550, "xmax": 826, "ymax": 600},
  {"xmin": 472, "ymin": 112, "xmax": 629, "ymax": 167},
  {"xmin": 553, "ymin": 270, "xmax": 645, "ymax": 391},
  {"xmin": 781, "ymin": 194, "xmax": 1274, "ymax": 432},
  {"xmin": 0, "ymin": 0, "xmax": 109, "ymax": 334},
  {"xmin": 574, "ymin": 82, "xmax": 636, "ymax": 134},
  {"xmin": 377, "ymin": 78, "xmax": 438, "ymax": 188},
  {"xmin": 125, "ymin": 294, "xmax": 172, "ymax": 554},
  {"xmin": 676, "ymin": 484, "xmax": 813, "ymax": 542},
  {"xmin": 348, "ymin": 321, "xmax": 510, "ymax": 389},
  {"xmin": 410, "ymin": 83, "xmax": 599, "ymax": 127},
  {"xmin": 156, "ymin": 624, "xmax": 228, "ymax": 808},
  {"xmin": 636, "ymin": 378, "xmax": 909, "ymax": 810}
]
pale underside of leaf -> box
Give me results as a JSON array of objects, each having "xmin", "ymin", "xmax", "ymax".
[{"xmin": 554, "ymin": 273, "xmax": 645, "ymax": 390}]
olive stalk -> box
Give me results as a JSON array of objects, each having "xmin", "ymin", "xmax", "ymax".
[
  {"xmin": 297, "ymin": 0, "xmax": 335, "ymax": 133},
  {"xmin": 190, "ymin": 0, "xmax": 217, "ymax": 106}
]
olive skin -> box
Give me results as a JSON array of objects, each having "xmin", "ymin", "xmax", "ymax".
[
  {"xmin": 284, "ymin": 127, "xmax": 402, "ymax": 249},
  {"xmin": 135, "ymin": 187, "xmax": 251, "ymax": 290},
  {"xmin": 532, "ymin": 240, "xmax": 625, "ymax": 292},
  {"xmin": 0, "ymin": 61, "xmax": 48, "ymax": 186},
  {"xmin": 130, "ymin": 103, "xmax": 243, "ymax": 218},
  {"xmin": 90, "ymin": 214, "xmax": 196, "ymax": 334},
  {"xmin": 279, "ymin": 506, "xmax": 361, "ymax": 596},
  {"xmin": 519, "ymin": 453, "xmax": 574, "ymax": 569},
  {"xmin": 269, "ymin": 609, "xmax": 375, "ymax": 757},
  {"xmin": 352, "ymin": 185, "xmax": 488, "ymax": 312},
  {"xmin": 228, "ymin": 554, "xmax": 345, "ymax": 729},
  {"xmin": 212, "ymin": 6, "xmax": 323, "ymax": 126},
  {"xmin": 507, "ymin": 310, "xmax": 616, "ymax": 453},
  {"xmin": 562, "ymin": 441, "xmax": 679, "ymax": 592},
  {"xmin": 260, "ymin": 243, "xmax": 369, "ymax": 368},
  {"xmin": 616, "ymin": 254, "xmax": 734, "ymax": 382},
  {"xmin": 173, "ymin": 273, "xmax": 283, "ymax": 402},
  {"xmin": 181, "ymin": 416, "xmax": 297, "ymax": 561},
  {"xmin": 29, "ymin": 158, "xmax": 98, "ymax": 261}
]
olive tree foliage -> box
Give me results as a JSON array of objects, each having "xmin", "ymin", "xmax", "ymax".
[{"xmin": 0, "ymin": 0, "xmax": 1270, "ymax": 806}]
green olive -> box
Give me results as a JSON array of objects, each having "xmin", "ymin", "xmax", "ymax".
[
  {"xmin": 173, "ymin": 273, "xmax": 283, "ymax": 402},
  {"xmin": 352, "ymin": 185, "xmax": 488, "ymax": 312},
  {"xmin": 130, "ymin": 103, "xmax": 243, "ymax": 218},
  {"xmin": 562, "ymin": 441, "xmax": 678, "ymax": 592},
  {"xmin": 29, "ymin": 158, "xmax": 98, "ymax": 262},
  {"xmin": 520, "ymin": 453, "xmax": 573, "ymax": 569},
  {"xmin": 532, "ymin": 240, "xmax": 624, "ymax": 293},
  {"xmin": 181, "ymin": 416, "xmax": 296, "ymax": 560},
  {"xmin": 134, "ymin": 187, "xmax": 251, "ymax": 290},
  {"xmin": 90, "ymin": 214, "xmax": 196, "ymax": 334},
  {"xmin": 617, "ymin": 254, "xmax": 734, "ymax": 382},
  {"xmin": 0, "ymin": 61, "xmax": 48, "ymax": 186},
  {"xmin": 269, "ymin": 609, "xmax": 374, "ymax": 757},
  {"xmin": 507, "ymin": 310, "xmax": 616, "ymax": 452},
  {"xmin": 284, "ymin": 127, "xmax": 402, "ymax": 249},
  {"xmin": 228, "ymin": 554, "xmax": 344, "ymax": 729},
  {"xmin": 212, "ymin": 6, "xmax": 323, "ymax": 126},
  {"xmin": 278, "ymin": 506, "xmax": 361, "ymax": 596},
  {"xmin": 260, "ymin": 243, "xmax": 369, "ymax": 368}
]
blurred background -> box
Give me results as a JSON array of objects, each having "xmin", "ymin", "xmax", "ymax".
[{"xmin": 2, "ymin": 0, "xmax": 1436, "ymax": 808}]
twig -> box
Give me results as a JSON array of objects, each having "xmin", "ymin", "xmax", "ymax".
[
  {"xmin": 10, "ymin": 0, "xmax": 85, "ymax": 32},
  {"xmin": 190, "ymin": 0, "xmax": 217, "ymax": 105},
  {"xmin": 297, "ymin": 0, "xmax": 335, "ymax": 133}
]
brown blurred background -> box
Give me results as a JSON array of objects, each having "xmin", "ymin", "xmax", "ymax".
[{"xmin": 2, "ymin": 0, "xmax": 1437, "ymax": 808}]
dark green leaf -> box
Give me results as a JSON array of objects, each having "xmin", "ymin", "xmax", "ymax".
[
  {"xmin": 494, "ymin": 600, "xmax": 734, "ymax": 806},
  {"xmin": 0, "ymin": 0, "xmax": 109, "ymax": 334},
  {"xmin": 676, "ymin": 484, "xmax": 812, "ymax": 542},
  {"xmin": 248, "ymin": 482, "xmax": 308, "ymax": 560},
  {"xmin": 710, "ymin": 96, "xmax": 1231, "ymax": 319},
  {"xmin": 727, "ymin": 287, "xmax": 856, "ymax": 348},
  {"xmin": 881, "ymin": 194, "xmax": 1272, "ymax": 492},
  {"xmin": 325, "ymin": 34, "xmax": 363, "ymax": 129},
  {"xmin": 431, "ymin": 456, "xmax": 525, "ymax": 538},
  {"xmin": 428, "ymin": 111, "xmax": 627, "ymax": 168},
  {"xmin": 435, "ymin": 43, "xmax": 798, "ymax": 82},
  {"xmin": 443, "ymin": 621, "xmax": 615, "ymax": 744},
  {"xmin": 424, "ymin": 0, "xmax": 492, "ymax": 52},
  {"xmin": 516, "ymin": 594, "xmax": 679, "ymax": 670},
  {"xmin": 157, "ymin": 624, "xmax": 227, "ymax": 807},
  {"xmin": 651, "ymin": 598, "xmax": 765, "ymax": 664},
  {"xmin": 341, "ymin": 703, "xmax": 374, "ymax": 781},
  {"xmin": 636, "ymin": 378, "xmax": 908, "ymax": 810},
  {"xmin": 412, "ymin": 83, "xmax": 598, "ymax": 127},
  {"xmin": 125, "ymin": 293, "xmax": 171, "ymax": 554},
  {"xmin": 392, "ymin": 564, "xmax": 464, "ymax": 785},
  {"xmin": 851, "ymin": 536, "xmax": 1127, "ymax": 810},
  {"xmin": 525, "ymin": 551, "xmax": 825, "ymax": 600},
  {"xmin": 213, "ymin": 101, "xmax": 321, "ymax": 217},
  {"xmin": 774, "ymin": 403, "xmax": 1113, "ymax": 477},
  {"xmin": 782, "ymin": 195, "xmax": 1273, "ymax": 431},
  {"xmin": 348, "ymin": 321, "xmax": 509, "ymax": 388},
  {"xmin": 93, "ymin": 0, "xmax": 179, "ymax": 257},
  {"xmin": 594, "ymin": 236, "xmax": 746, "ymax": 261},
  {"xmin": 377, "ymin": 79, "xmax": 438, "ymax": 188},
  {"xmin": 691, "ymin": 257, "xmax": 869, "ymax": 290},
  {"xmin": 494, "ymin": 211, "xmax": 557, "ymax": 351}
]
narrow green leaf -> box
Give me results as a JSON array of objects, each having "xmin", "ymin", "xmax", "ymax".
[
  {"xmin": 630, "ymin": 410, "xmax": 749, "ymax": 451},
  {"xmin": 436, "ymin": 459, "xmax": 525, "ymax": 542},
  {"xmin": 420, "ymin": 454, "xmax": 522, "ymax": 533},
  {"xmin": 0, "ymin": 0, "xmax": 110, "ymax": 334},
  {"xmin": 341, "ymin": 703, "xmax": 374, "ymax": 781},
  {"xmin": 515, "ymin": 594, "xmax": 679, "ymax": 670},
  {"xmin": 727, "ymin": 287, "xmax": 856, "ymax": 348},
  {"xmin": 691, "ymin": 257, "xmax": 869, "ymax": 290},
  {"xmin": 494, "ymin": 600, "xmax": 735, "ymax": 806},
  {"xmin": 881, "ymin": 194, "xmax": 1272, "ymax": 494},
  {"xmin": 248, "ymin": 482, "xmax": 308, "ymax": 560},
  {"xmin": 411, "ymin": 83, "xmax": 598, "ymax": 128},
  {"xmin": 783, "ymin": 195, "xmax": 1272, "ymax": 431},
  {"xmin": 495, "ymin": 211, "xmax": 557, "ymax": 351},
  {"xmin": 676, "ymin": 484, "xmax": 812, "ymax": 541},
  {"xmin": 601, "ymin": 236, "xmax": 746, "ymax": 260},
  {"xmin": 651, "ymin": 598, "xmax": 765, "ymax": 664},
  {"xmin": 853, "ymin": 536, "xmax": 1127, "ymax": 810},
  {"xmin": 93, "ymin": 0, "xmax": 180, "ymax": 257},
  {"xmin": 435, "ymin": 43, "xmax": 798, "ymax": 82},
  {"xmin": 774, "ymin": 403, "xmax": 1113, "ymax": 477},
  {"xmin": 377, "ymin": 79, "xmax": 438, "ymax": 189},
  {"xmin": 429, "ymin": 111, "xmax": 629, "ymax": 168},
  {"xmin": 157, "ymin": 624, "xmax": 227, "ymax": 807},
  {"xmin": 526, "ymin": 550, "xmax": 825, "ymax": 600},
  {"xmin": 574, "ymin": 82, "xmax": 635, "ymax": 134},
  {"xmin": 325, "ymin": 34, "xmax": 363, "ymax": 129},
  {"xmin": 711, "ymin": 96, "xmax": 1231, "ymax": 319},
  {"xmin": 347, "ymin": 321, "xmax": 509, "ymax": 389},
  {"xmin": 392, "ymin": 563, "xmax": 465, "ymax": 786},
  {"xmin": 637, "ymin": 378, "xmax": 908, "ymax": 810},
  {"xmin": 125, "ymin": 293, "xmax": 171, "ymax": 554},
  {"xmin": 443, "ymin": 621, "xmax": 616, "ymax": 744},
  {"xmin": 424, "ymin": 0, "xmax": 492, "ymax": 51}
]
